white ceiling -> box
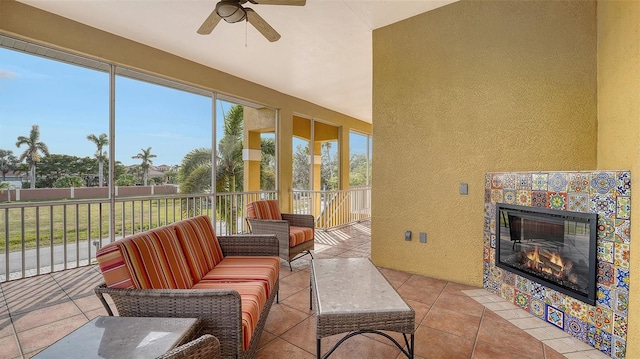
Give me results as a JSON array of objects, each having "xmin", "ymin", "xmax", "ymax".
[{"xmin": 19, "ymin": 0, "xmax": 456, "ymax": 123}]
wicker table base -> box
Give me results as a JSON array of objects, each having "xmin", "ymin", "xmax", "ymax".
[{"xmin": 311, "ymin": 258, "xmax": 415, "ymax": 359}]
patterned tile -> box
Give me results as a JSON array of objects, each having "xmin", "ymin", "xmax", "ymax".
[
  {"xmin": 597, "ymin": 241, "xmax": 614, "ymax": 263},
  {"xmin": 490, "ymin": 189, "xmax": 503, "ymax": 204},
  {"xmin": 590, "ymin": 172, "xmax": 617, "ymax": 195},
  {"xmin": 529, "ymin": 282, "xmax": 546, "ymax": 301},
  {"xmin": 503, "ymin": 190, "xmax": 516, "ymax": 204},
  {"xmin": 616, "ymin": 196, "xmax": 630, "ymax": 219},
  {"xmin": 514, "ymin": 290, "xmax": 530, "ymax": 311},
  {"xmin": 614, "ymin": 289, "xmax": 628, "ymax": 315},
  {"xmin": 596, "ymin": 285, "xmax": 613, "ymax": 307},
  {"xmin": 548, "ymin": 173, "xmax": 568, "ymax": 192},
  {"xmin": 545, "ymin": 289, "xmax": 565, "ymax": 310},
  {"xmin": 502, "ymin": 270, "xmax": 515, "ymax": 286},
  {"xmin": 615, "ymin": 171, "xmax": 631, "ymax": 197},
  {"xmin": 613, "ymin": 313, "xmax": 627, "ymax": 337},
  {"xmin": 504, "ymin": 174, "xmax": 517, "ymax": 190},
  {"xmin": 501, "ymin": 283, "xmax": 515, "ymax": 303},
  {"xmin": 516, "ymin": 190, "xmax": 531, "ymax": 206},
  {"xmin": 484, "ymin": 188, "xmax": 491, "ymax": 204},
  {"xmin": 597, "ymin": 216, "xmax": 615, "ymax": 242},
  {"xmin": 485, "ymin": 173, "xmax": 492, "ymax": 189},
  {"xmin": 614, "ymin": 219, "xmax": 630, "ymax": 243},
  {"xmin": 516, "ymin": 173, "xmax": 532, "ymax": 190},
  {"xmin": 615, "ymin": 268, "xmax": 629, "ymax": 291},
  {"xmin": 491, "ymin": 173, "xmax": 504, "ymax": 189},
  {"xmin": 546, "ymin": 304, "xmax": 564, "ymax": 329},
  {"xmin": 530, "ymin": 298, "xmax": 545, "ymax": 319},
  {"xmin": 547, "ymin": 192, "xmax": 567, "ymax": 210},
  {"xmin": 531, "ymin": 191, "xmax": 547, "ymax": 208},
  {"xmin": 591, "ymin": 194, "xmax": 616, "ymax": 218},
  {"xmin": 614, "ymin": 243, "xmax": 630, "ymax": 269},
  {"xmin": 568, "ymin": 172, "xmax": 591, "ymax": 193},
  {"xmin": 597, "ymin": 261, "xmax": 615, "ymax": 287},
  {"xmin": 565, "ymin": 314, "xmax": 587, "ymax": 341},
  {"xmin": 588, "ymin": 306, "xmax": 613, "ymax": 333},
  {"xmin": 515, "ymin": 276, "xmax": 530, "ymax": 293},
  {"xmin": 587, "ymin": 325, "xmax": 612, "ymax": 356},
  {"xmin": 567, "ymin": 193, "xmax": 589, "ymax": 213},
  {"xmin": 565, "ymin": 297, "xmax": 587, "ymax": 321},
  {"xmin": 532, "ymin": 173, "xmax": 548, "ymax": 191},
  {"xmin": 613, "ymin": 335, "xmax": 626, "ymax": 359}
]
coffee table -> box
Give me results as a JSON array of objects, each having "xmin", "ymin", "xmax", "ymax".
[
  {"xmin": 311, "ymin": 258, "xmax": 415, "ymax": 359},
  {"xmin": 33, "ymin": 316, "xmax": 200, "ymax": 358}
]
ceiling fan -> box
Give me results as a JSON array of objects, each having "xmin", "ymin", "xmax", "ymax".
[{"xmin": 197, "ymin": 0, "xmax": 306, "ymax": 42}]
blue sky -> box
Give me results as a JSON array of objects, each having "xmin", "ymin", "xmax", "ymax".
[{"xmin": 0, "ymin": 47, "xmax": 367, "ymax": 167}]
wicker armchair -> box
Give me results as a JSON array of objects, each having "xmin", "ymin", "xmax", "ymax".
[
  {"xmin": 158, "ymin": 334, "xmax": 221, "ymax": 359},
  {"xmin": 95, "ymin": 234, "xmax": 279, "ymax": 359},
  {"xmin": 246, "ymin": 200, "xmax": 315, "ymax": 270}
]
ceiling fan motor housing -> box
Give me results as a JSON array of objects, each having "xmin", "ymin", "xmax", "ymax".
[{"xmin": 216, "ymin": 1, "xmax": 247, "ymax": 23}]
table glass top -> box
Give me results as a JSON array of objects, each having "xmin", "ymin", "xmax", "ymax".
[{"xmin": 34, "ymin": 316, "xmax": 198, "ymax": 359}]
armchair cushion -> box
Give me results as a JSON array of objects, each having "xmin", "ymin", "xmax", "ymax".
[
  {"xmin": 289, "ymin": 226, "xmax": 315, "ymax": 247},
  {"xmin": 172, "ymin": 215, "xmax": 225, "ymax": 282},
  {"xmin": 190, "ymin": 281, "xmax": 267, "ymax": 351},
  {"xmin": 247, "ymin": 200, "xmax": 282, "ymax": 220},
  {"xmin": 201, "ymin": 256, "xmax": 280, "ymax": 297}
]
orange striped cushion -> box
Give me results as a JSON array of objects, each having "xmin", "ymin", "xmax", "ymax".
[
  {"xmin": 97, "ymin": 227, "xmax": 194, "ymax": 289},
  {"xmin": 289, "ymin": 226, "xmax": 314, "ymax": 247},
  {"xmin": 172, "ymin": 215, "xmax": 225, "ymax": 282},
  {"xmin": 96, "ymin": 243, "xmax": 136, "ymax": 289},
  {"xmin": 201, "ymin": 256, "xmax": 280, "ymax": 297},
  {"xmin": 191, "ymin": 281, "xmax": 266, "ymax": 350},
  {"xmin": 248, "ymin": 200, "xmax": 282, "ymax": 220}
]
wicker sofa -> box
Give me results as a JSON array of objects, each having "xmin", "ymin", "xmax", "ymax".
[{"xmin": 94, "ymin": 215, "xmax": 280, "ymax": 359}]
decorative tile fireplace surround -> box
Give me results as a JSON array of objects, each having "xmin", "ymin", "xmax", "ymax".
[{"xmin": 484, "ymin": 171, "xmax": 631, "ymax": 358}]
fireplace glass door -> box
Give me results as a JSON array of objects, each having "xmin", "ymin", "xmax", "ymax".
[{"xmin": 495, "ymin": 204, "xmax": 597, "ymax": 305}]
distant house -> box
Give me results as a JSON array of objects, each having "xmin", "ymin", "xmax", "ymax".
[{"xmin": 1, "ymin": 171, "xmax": 24, "ymax": 189}]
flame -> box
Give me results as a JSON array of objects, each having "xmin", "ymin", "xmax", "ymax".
[{"xmin": 524, "ymin": 245, "xmax": 565, "ymax": 278}]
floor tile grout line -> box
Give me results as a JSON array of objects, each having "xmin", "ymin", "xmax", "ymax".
[{"xmin": 469, "ymin": 306, "xmax": 487, "ymax": 359}]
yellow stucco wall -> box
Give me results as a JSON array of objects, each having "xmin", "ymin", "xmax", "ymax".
[
  {"xmin": 371, "ymin": 0, "xmax": 597, "ymax": 285},
  {"xmin": 596, "ymin": 1, "xmax": 640, "ymax": 356}
]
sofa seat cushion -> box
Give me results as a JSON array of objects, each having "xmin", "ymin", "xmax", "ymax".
[
  {"xmin": 191, "ymin": 281, "xmax": 267, "ymax": 351},
  {"xmin": 289, "ymin": 226, "xmax": 314, "ymax": 247},
  {"xmin": 247, "ymin": 200, "xmax": 282, "ymax": 220},
  {"xmin": 172, "ymin": 215, "xmax": 225, "ymax": 282},
  {"xmin": 96, "ymin": 227, "xmax": 194, "ymax": 289},
  {"xmin": 200, "ymin": 256, "xmax": 280, "ymax": 297}
]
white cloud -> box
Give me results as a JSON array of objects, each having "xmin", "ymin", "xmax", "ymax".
[{"xmin": 0, "ymin": 69, "xmax": 16, "ymax": 79}]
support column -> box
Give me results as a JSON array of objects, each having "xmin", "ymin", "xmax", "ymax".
[{"xmin": 243, "ymin": 130, "xmax": 262, "ymax": 191}]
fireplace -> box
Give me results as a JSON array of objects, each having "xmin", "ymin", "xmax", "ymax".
[{"xmin": 495, "ymin": 204, "xmax": 598, "ymax": 305}]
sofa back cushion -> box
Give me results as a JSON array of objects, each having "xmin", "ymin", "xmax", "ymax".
[
  {"xmin": 246, "ymin": 200, "xmax": 282, "ymax": 220},
  {"xmin": 96, "ymin": 226, "xmax": 195, "ymax": 289},
  {"xmin": 172, "ymin": 215, "xmax": 225, "ymax": 282}
]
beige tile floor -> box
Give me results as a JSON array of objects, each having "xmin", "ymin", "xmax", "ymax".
[{"xmin": 0, "ymin": 220, "xmax": 608, "ymax": 358}]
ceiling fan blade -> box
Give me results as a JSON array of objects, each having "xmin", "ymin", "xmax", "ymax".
[
  {"xmin": 246, "ymin": 8, "xmax": 281, "ymax": 42},
  {"xmin": 249, "ymin": 0, "xmax": 306, "ymax": 5},
  {"xmin": 197, "ymin": 10, "xmax": 223, "ymax": 35}
]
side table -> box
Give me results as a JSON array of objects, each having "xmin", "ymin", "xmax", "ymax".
[{"xmin": 33, "ymin": 316, "xmax": 200, "ymax": 359}]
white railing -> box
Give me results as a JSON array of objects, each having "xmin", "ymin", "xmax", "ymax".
[
  {"xmin": 292, "ymin": 187, "xmax": 371, "ymax": 230},
  {"xmin": 0, "ymin": 191, "xmax": 276, "ymax": 282}
]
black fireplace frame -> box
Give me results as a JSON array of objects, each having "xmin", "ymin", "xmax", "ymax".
[{"xmin": 495, "ymin": 203, "xmax": 598, "ymax": 305}]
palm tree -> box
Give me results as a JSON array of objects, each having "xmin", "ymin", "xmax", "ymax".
[
  {"xmin": 87, "ymin": 133, "xmax": 108, "ymax": 187},
  {"xmin": 16, "ymin": 124, "xmax": 49, "ymax": 189},
  {"xmin": 216, "ymin": 104, "xmax": 244, "ymax": 193},
  {"xmin": 0, "ymin": 149, "xmax": 18, "ymax": 181},
  {"xmin": 131, "ymin": 147, "xmax": 156, "ymax": 186}
]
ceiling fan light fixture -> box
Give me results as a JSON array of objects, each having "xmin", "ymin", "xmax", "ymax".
[{"xmin": 216, "ymin": 1, "xmax": 247, "ymax": 23}]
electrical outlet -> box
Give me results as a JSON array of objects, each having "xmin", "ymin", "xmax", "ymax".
[
  {"xmin": 405, "ymin": 231, "xmax": 412, "ymax": 241},
  {"xmin": 420, "ymin": 232, "xmax": 427, "ymax": 243}
]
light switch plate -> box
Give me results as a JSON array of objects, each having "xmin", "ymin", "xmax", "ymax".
[
  {"xmin": 405, "ymin": 231, "xmax": 412, "ymax": 241},
  {"xmin": 460, "ymin": 183, "xmax": 468, "ymax": 195},
  {"xmin": 420, "ymin": 232, "xmax": 427, "ymax": 243}
]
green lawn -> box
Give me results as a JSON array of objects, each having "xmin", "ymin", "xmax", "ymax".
[{"xmin": 0, "ymin": 199, "xmax": 214, "ymax": 253}]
